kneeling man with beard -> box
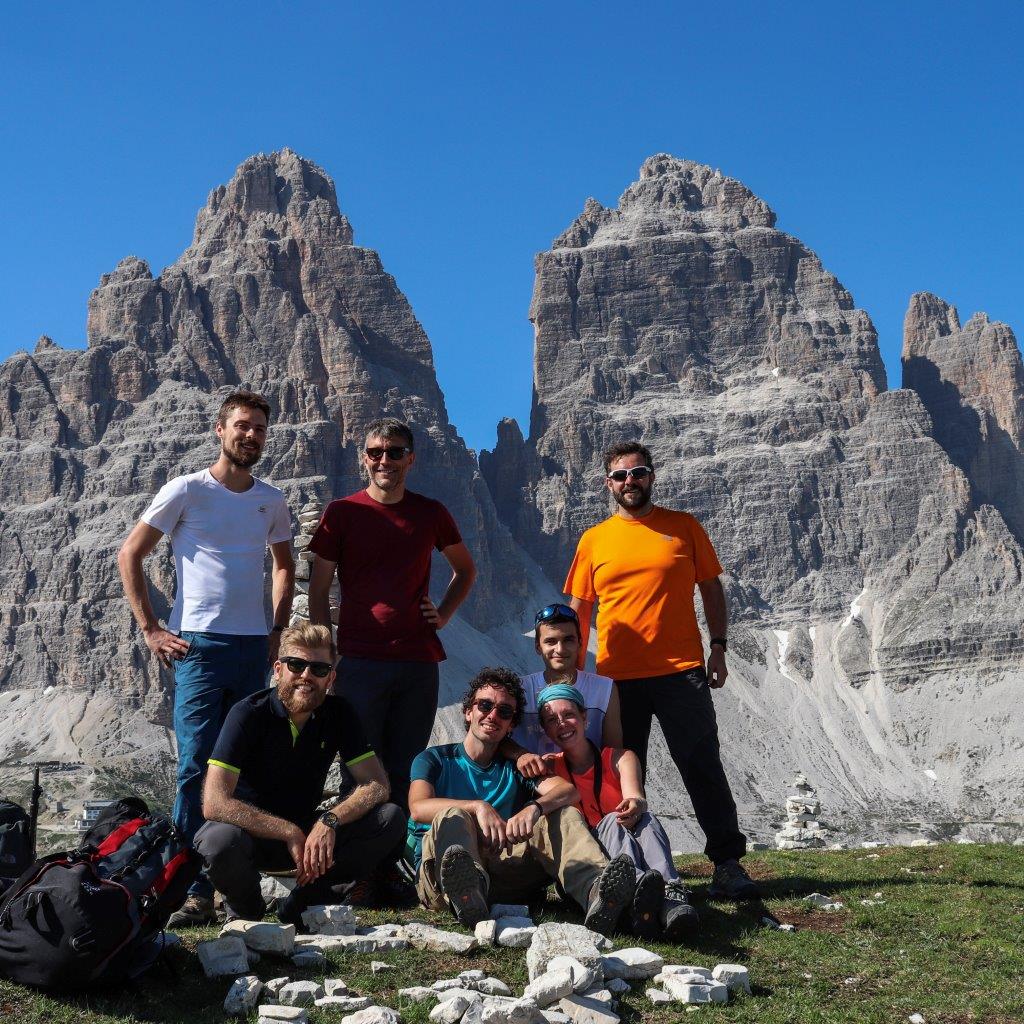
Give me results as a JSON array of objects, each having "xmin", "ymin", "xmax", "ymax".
[{"xmin": 196, "ymin": 623, "xmax": 405, "ymax": 924}]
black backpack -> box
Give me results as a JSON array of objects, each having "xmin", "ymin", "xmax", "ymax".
[
  {"xmin": 0, "ymin": 798, "xmax": 201, "ymax": 989},
  {"xmin": 0, "ymin": 801, "xmax": 33, "ymax": 897}
]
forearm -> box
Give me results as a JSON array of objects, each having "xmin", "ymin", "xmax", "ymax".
[
  {"xmin": 435, "ymin": 568, "xmax": 476, "ymax": 624},
  {"xmin": 410, "ymin": 797, "xmax": 482, "ymax": 825},
  {"xmin": 499, "ymin": 737, "xmax": 529, "ymax": 762},
  {"xmin": 117, "ymin": 553, "xmax": 159, "ymax": 633},
  {"xmin": 330, "ymin": 780, "xmax": 389, "ymax": 826},
  {"xmin": 207, "ymin": 795, "xmax": 297, "ymax": 843},
  {"xmin": 308, "ymin": 588, "xmax": 332, "ymax": 628},
  {"xmin": 271, "ymin": 563, "xmax": 295, "ymax": 629},
  {"xmin": 700, "ymin": 578, "xmax": 728, "ymax": 639},
  {"xmin": 536, "ymin": 781, "xmax": 580, "ymax": 813}
]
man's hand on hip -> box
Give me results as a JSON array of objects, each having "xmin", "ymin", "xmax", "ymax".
[
  {"xmin": 302, "ymin": 821, "xmax": 336, "ymax": 883},
  {"xmin": 505, "ymin": 802, "xmax": 542, "ymax": 846},
  {"xmin": 143, "ymin": 626, "xmax": 190, "ymax": 668},
  {"xmin": 472, "ymin": 801, "xmax": 507, "ymax": 853},
  {"xmin": 420, "ymin": 596, "xmax": 448, "ymax": 629},
  {"xmin": 707, "ymin": 646, "xmax": 728, "ymax": 688}
]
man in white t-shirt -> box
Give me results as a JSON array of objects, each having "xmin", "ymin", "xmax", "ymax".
[
  {"xmin": 118, "ymin": 390, "xmax": 295, "ymax": 926},
  {"xmin": 500, "ymin": 603, "xmax": 623, "ymax": 774}
]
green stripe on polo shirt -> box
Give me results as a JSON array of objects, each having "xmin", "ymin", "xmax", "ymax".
[
  {"xmin": 345, "ymin": 750, "xmax": 375, "ymax": 767},
  {"xmin": 289, "ymin": 720, "xmax": 300, "ymax": 746},
  {"xmin": 208, "ymin": 759, "xmax": 240, "ymax": 774}
]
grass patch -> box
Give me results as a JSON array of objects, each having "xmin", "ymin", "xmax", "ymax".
[{"xmin": 2, "ymin": 844, "xmax": 1022, "ymax": 1023}]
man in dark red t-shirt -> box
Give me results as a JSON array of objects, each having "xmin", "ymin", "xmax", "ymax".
[{"xmin": 309, "ymin": 418, "xmax": 476, "ymax": 821}]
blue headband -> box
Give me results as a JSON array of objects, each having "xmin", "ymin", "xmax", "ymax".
[{"xmin": 536, "ymin": 683, "xmax": 586, "ymax": 713}]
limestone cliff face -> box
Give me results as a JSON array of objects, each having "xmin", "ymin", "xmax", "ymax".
[
  {"xmin": 0, "ymin": 150, "xmax": 526, "ymax": 770},
  {"xmin": 902, "ymin": 292, "xmax": 1024, "ymax": 542},
  {"xmin": 482, "ymin": 155, "xmax": 1024, "ymax": 837}
]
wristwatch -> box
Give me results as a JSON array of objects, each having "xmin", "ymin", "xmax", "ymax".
[{"xmin": 318, "ymin": 811, "xmax": 339, "ymax": 830}]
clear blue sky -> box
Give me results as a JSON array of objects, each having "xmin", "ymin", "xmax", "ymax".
[{"xmin": 2, "ymin": 2, "xmax": 1021, "ymax": 453}]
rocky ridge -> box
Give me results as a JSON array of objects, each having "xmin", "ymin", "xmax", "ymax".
[{"xmin": 1, "ymin": 150, "xmax": 1021, "ymax": 843}]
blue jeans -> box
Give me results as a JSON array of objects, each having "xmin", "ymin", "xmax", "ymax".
[{"xmin": 173, "ymin": 630, "xmax": 268, "ymax": 896}]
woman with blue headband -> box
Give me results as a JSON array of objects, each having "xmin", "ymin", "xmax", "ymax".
[{"xmin": 536, "ymin": 682, "xmax": 698, "ymax": 940}]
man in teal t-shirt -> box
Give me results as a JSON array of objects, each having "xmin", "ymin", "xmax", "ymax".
[{"xmin": 407, "ymin": 667, "xmax": 637, "ymax": 936}]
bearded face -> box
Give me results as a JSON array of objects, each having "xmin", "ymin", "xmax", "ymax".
[{"xmin": 274, "ymin": 646, "xmax": 335, "ymax": 714}]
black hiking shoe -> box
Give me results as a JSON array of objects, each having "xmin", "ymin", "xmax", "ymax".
[
  {"xmin": 439, "ymin": 845, "xmax": 489, "ymax": 927},
  {"xmin": 708, "ymin": 858, "xmax": 761, "ymax": 901},
  {"xmin": 631, "ymin": 869, "xmax": 665, "ymax": 940},
  {"xmin": 167, "ymin": 894, "xmax": 216, "ymax": 928},
  {"xmin": 374, "ymin": 864, "xmax": 418, "ymax": 908},
  {"xmin": 584, "ymin": 853, "xmax": 636, "ymax": 936},
  {"xmin": 662, "ymin": 878, "xmax": 700, "ymax": 939}
]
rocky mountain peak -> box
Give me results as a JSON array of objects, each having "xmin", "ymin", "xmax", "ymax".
[{"xmin": 192, "ymin": 148, "xmax": 353, "ymax": 255}]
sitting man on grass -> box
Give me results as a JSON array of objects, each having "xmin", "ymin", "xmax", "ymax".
[
  {"xmin": 195, "ymin": 623, "xmax": 406, "ymax": 925},
  {"xmin": 407, "ymin": 667, "xmax": 636, "ymax": 936}
]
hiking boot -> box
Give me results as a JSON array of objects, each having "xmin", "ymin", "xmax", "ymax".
[
  {"xmin": 662, "ymin": 878, "xmax": 700, "ymax": 940},
  {"xmin": 373, "ymin": 864, "xmax": 418, "ymax": 908},
  {"xmin": 167, "ymin": 894, "xmax": 216, "ymax": 928},
  {"xmin": 584, "ymin": 854, "xmax": 636, "ymax": 936},
  {"xmin": 343, "ymin": 876, "xmax": 378, "ymax": 908},
  {"xmin": 631, "ymin": 869, "xmax": 665, "ymax": 940},
  {"xmin": 708, "ymin": 858, "xmax": 760, "ymax": 901},
  {"xmin": 439, "ymin": 845, "xmax": 489, "ymax": 927}
]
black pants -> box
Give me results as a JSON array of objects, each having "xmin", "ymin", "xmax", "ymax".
[
  {"xmin": 335, "ymin": 657, "xmax": 440, "ymax": 814},
  {"xmin": 195, "ymin": 803, "xmax": 406, "ymax": 920},
  {"xmin": 616, "ymin": 666, "xmax": 747, "ymax": 865}
]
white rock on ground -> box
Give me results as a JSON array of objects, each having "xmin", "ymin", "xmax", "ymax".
[
  {"xmin": 371, "ymin": 961, "xmax": 395, "ymax": 974},
  {"xmin": 712, "ymin": 963, "xmax": 751, "ymax": 994},
  {"xmin": 479, "ymin": 996, "xmax": 545, "ymax": 1024},
  {"xmin": 524, "ymin": 968, "xmax": 574, "ymax": 1007},
  {"xmin": 475, "ymin": 919, "xmax": 498, "ymax": 945},
  {"xmin": 431, "ymin": 994, "xmax": 473, "ymax": 1023},
  {"xmin": 541, "ymin": 1013, "xmax": 571, "ymax": 1024},
  {"xmin": 909, "ymin": 1015, "xmax": 926, "ymax": 1024},
  {"xmin": 600, "ymin": 949, "xmax": 663, "ymax": 981},
  {"xmin": 301, "ymin": 904, "xmax": 358, "ymax": 935},
  {"xmin": 645, "ymin": 988, "xmax": 671, "ymax": 1006},
  {"xmin": 579, "ymin": 987, "xmax": 612, "ymax": 1003},
  {"xmin": 222, "ymin": 920, "xmax": 296, "ymax": 955},
  {"xmin": 460, "ymin": 970, "xmax": 486, "ymax": 982},
  {"xmin": 547, "ymin": 957, "xmax": 602, "ymax": 994},
  {"xmin": 437, "ymin": 989, "xmax": 482, "ymax": 1004},
  {"xmin": 489, "ymin": 904, "xmax": 530, "ymax": 919},
  {"xmin": 557, "ymin": 994, "xmax": 620, "ymax": 1024},
  {"xmin": 342, "ymin": 1009, "xmax": 403, "ymax": 1024},
  {"xmin": 278, "ymin": 980, "xmax": 325, "ymax": 1006},
  {"xmin": 497, "ymin": 925, "xmax": 537, "ymax": 948},
  {"xmin": 527, "ymin": 924, "xmax": 606, "ymax": 982},
  {"xmin": 398, "ymin": 987, "xmax": 438, "ymax": 1003},
  {"xmin": 476, "ymin": 978, "xmax": 512, "ymax": 996},
  {"xmin": 493, "ymin": 915, "xmax": 534, "ymax": 930},
  {"xmin": 653, "ymin": 966, "xmax": 711, "ymax": 984},
  {"xmin": 291, "ymin": 950, "xmax": 328, "ymax": 970},
  {"xmin": 435, "ymin": 979, "xmax": 469, "ymax": 991},
  {"xmin": 225, "ymin": 975, "xmax": 263, "ymax": 1016},
  {"xmin": 294, "ymin": 934, "xmax": 408, "ymax": 953},
  {"xmin": 401, "ymin": 922, "xmax": 479, "ymax": 953},
  {"xmin": 265, "ymin": 977, "xmax": 291, "ymax": 998},
  {"xmin": 196, "ymin": 936, "xmax": 251, "ymax": 978},
  {"xmin": 261, "ymin": 873, "xmax": 295, "ymax": 903},
  {"xmin": 316, "ymin": 996, "xmax": 374, "ymax": 1010},
  {"xmin": 257, "ymin": 1007, "xmax": 308, "ymax": 1023},
  {"xmin": 661, "ymin": 976, "xmax": 729, "ymax": 1004},
  {"xmin": 325, "ymin": 979, "xmax": 350, "ymax": 996}
]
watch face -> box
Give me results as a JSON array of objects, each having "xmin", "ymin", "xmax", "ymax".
[{"xmin": 319, "ymin": 812, "xmax": 338, "ymax": 829}]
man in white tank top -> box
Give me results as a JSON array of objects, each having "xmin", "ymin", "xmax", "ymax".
[{"xmin": 501, "ymin": 604, "xmax": 622, "ymax": 775}]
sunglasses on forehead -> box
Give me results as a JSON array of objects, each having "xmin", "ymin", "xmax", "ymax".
[
  {"xmin": 472, "ymin": 698, "xmax": 516, "ymax": 720},
  {"xmin": 607, "ymin": 466, "xmax": 653, "ymax": 483},
  {"xmin": 535, "ymin": 603, "xmax": 578, "ymax": 625},
  {"xmin": 280, "ymin": 656, "xmax": 333, "ymax": 678},
  {"xmin": 365, "ymin": 445, "xmax": 411, "ymax": 461}
]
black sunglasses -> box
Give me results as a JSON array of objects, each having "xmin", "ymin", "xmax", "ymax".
[
  {"xmin": 607, "ymin": 465, "xmax": 653, "ymax": 483},
  {"xmin": 280, "ymin": 656, "xmax": 333, "ymax": 678},
  {"xmin": 365, "ymin": 445, "xmax": 411, "ymax": 461},
  {"xmin": 472, "ymin": 698, "xmax": 516, "ymax": 721},
  {"xmin": 535, "ymin": 603, "xmax": 579, "ymax": 625}
]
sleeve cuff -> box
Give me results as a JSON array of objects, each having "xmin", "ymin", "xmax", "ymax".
[
  {"xmin": 208, "ymin": 759, "xmax": 241, "ymax": 774},
  {"xmin": 345, "ymin": 750, "xmax": 376, "ymax": 767}
]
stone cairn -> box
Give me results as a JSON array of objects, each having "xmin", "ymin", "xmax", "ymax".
[
  {"xmin": 775, "ymin": 772, "xmax": 826, "ymax": 850},
  {"xmin": 290, "ymin": 503, "xmax": 338, "ymax": 628}
]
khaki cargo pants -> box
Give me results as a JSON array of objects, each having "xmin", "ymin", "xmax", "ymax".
[{"xmin": 416, "ymin": 805, "xmax": 606, "ymax": 912}]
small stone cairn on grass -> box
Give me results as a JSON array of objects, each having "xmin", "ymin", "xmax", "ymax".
[{"xmin": 775, "ymin": 772, "xmax": 826, "ymax": 850}]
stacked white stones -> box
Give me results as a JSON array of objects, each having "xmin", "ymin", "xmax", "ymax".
[
  {"xmin": 775, "ymin": 771, "xmax": 826, "ymax": 850},
  {"xmin": 290, "ymin": 503, "xmax": 339, "ymax": 627}
]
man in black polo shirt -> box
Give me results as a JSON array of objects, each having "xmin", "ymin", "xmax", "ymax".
[{"xmin": 195, "ymin": 623, "xmax": 405, "ymax": 924}]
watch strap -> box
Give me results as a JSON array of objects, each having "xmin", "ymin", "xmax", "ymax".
[{"xmin": 710, "ymin": 636, "xmax": 727, "ymax": 652}]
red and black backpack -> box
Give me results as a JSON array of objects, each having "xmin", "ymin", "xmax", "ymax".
[{"xmin": 0, "ymin": 798, "xmax": 201, "ymax": 989}]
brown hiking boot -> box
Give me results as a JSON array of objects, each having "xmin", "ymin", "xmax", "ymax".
[{"xmin": 167, "ymin": 894, "xmax": 216, "ymax": 928}]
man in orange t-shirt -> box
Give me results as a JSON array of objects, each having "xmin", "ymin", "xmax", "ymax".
[{"xmin": 564, "ymin": 441, "xmax": 759, "ymax": 902}]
